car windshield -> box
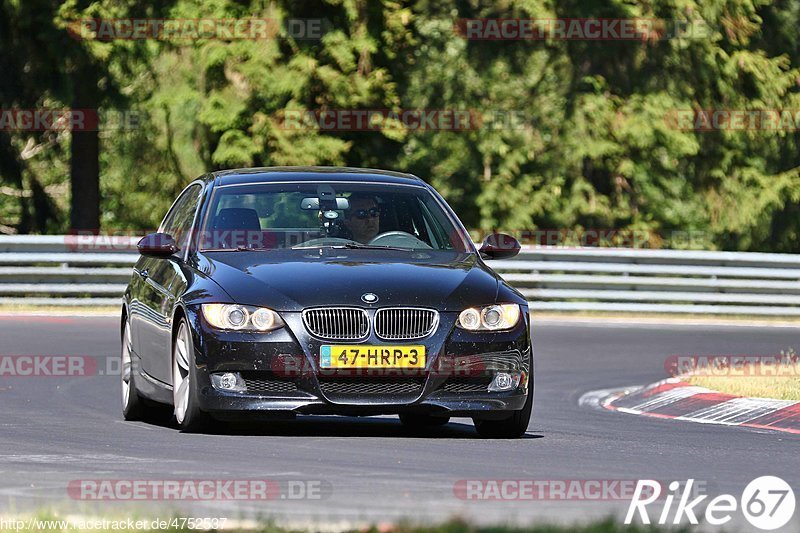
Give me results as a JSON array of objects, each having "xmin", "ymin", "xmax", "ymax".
[{"xmin": 198, "ymin": 182, "xmax": 470, "ymax": 252}]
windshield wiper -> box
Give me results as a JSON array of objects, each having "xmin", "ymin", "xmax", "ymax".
[
  {"xmin": 203, "ymin": 246, "xmax": 275, "ymax": 252},
  {"xmin": 342, "ymin": 243, "xmax": 409, "ymax": 251},
  {"xmin": 291, "ymin": 243, "xmax": 409, "ymax": 251}
]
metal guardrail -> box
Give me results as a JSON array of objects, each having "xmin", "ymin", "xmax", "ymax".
[
  {"xmin": 2, "ymin": 235, "xmax": 800, "ymax": 315},
  {"xmin": 0, "ymin": 235, "xmax": 139, "ymax": 306}
]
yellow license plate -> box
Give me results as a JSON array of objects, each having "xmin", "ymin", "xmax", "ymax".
[{"xmin": 320, "ymin": 345, "xmax": 426, "ymax": 369}]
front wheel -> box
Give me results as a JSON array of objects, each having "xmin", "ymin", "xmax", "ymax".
[
  {"xmin": 121, "ymin": 319, "xmax": 147, "ymax": 420},
  {"xmin": 172, "ymin": 319, "xmax": 210, "ymax": 432},
  {"xmin": 473, "ymin": 390, "xmax": 533, "ymax": 439}
]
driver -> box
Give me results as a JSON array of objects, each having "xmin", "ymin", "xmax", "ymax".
[{"xmin": 344, "ymin": 194, "xmax": 381, "ymax": 244}]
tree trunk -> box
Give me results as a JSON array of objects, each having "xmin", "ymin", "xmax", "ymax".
[
  {"xmin": 69, "ymin": 60, "xmax": 100, "ymax": 232},
  {"xmin": 0, "ymin": 131, "xmax": 30, "ymax": 233}
]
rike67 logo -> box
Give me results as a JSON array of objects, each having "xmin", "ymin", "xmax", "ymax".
[{"xmin": 626, "ymin": 476, "xmax": 796, "ymax": 530}]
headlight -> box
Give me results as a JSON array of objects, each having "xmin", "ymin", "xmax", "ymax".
[
  {"xmin": 202, "ymin": 304, "xmax": 284, "ymax": 332},
  {"xmin": 457, "ymin": 304, "xmax": 521, "ymax": 331}
]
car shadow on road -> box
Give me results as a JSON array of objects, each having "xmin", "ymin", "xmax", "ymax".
[
  {"xmin": 217, "ymin": 416, "xmax": 544, "ymax": 439},
  {"xmin": 133, "ymin": 408, "xmax": 543, "ymax": 439}
]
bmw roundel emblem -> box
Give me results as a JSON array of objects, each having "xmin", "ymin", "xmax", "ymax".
[{"xmin": 361, "ymin": 293, "xmax": 379, "ymax": 303}]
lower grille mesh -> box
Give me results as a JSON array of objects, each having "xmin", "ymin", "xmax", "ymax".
[
  {"xmin": 441, "ymin": 376, "xmax": 493, "ymax": 393},
  {"xmin": 242, "ymin": 374, "xmax": 297, "ymax": 394},
  {"xmin": 319, "ymin": 377, "xmax": 424, "ymax": 397}
]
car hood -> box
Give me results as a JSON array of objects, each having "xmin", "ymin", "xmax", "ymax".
[{"xmin": 197, "ymin": 250, "xmax": 500, "ymax": 312}]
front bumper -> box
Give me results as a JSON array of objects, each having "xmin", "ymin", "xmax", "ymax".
[
  {"xmin": 199, "ymin": 391, "xmax": 529, "ymax": 420},
  {"xmin": 186, "ymin": 307, "xmax": 533, "ymax": 419}
]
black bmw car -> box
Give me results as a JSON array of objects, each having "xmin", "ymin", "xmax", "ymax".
[{"xmin": 121, "ymin": 167, "xmax": 533, "ymax": 437}]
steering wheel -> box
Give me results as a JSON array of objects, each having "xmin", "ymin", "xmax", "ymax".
[
  {"xmin": 293, "ymin": 237, "xmax": 355, "ymax": 248},
  {"xmin": 368, "ymin": 231, "xmax": 432, "ymax": 249}
]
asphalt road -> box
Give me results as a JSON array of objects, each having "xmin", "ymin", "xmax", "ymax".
[{"xmin": 0, "ymin": 315, "xmax": 798, "ymax": 530}]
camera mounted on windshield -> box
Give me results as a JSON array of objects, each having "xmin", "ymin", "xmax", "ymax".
[{"xmin": 300, "ymin": 184, "xmax": 350, "ymax": 237}]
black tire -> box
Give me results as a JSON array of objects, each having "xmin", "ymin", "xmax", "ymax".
[
  {"xmin": 172, "ymin": 318, "xmax": 211, "ymax": 433},
  {"xmin": 473, "ymin": 388, "xmax": 533, "ymax": 439},
  {"xmin": 121, "ymin": 319, "xmax": 147, "ymax": 420},
  {"xmin": 399, "ymin": 413, "xmax": 450, "ymax": 427}
]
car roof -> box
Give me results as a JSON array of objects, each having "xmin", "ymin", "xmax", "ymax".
[{"xmin": 210, "ymin": 166, "xmax": 427, "ymax": 188}]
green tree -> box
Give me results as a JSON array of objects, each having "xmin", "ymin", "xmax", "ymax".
[{"xmin": 4, "ymin": 0, "xmax": 800, "ymax": 252}]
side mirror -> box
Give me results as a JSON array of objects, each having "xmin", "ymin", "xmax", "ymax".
[
  {"xmin": 137, "ymin": 233, "xmax": 179, "ymax": 257},
  {"xmin": 479, "ymin": 233, "xmax": 521, "ymax": 260}
]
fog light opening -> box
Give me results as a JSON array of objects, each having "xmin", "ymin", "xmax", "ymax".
[
  {"xmin": 211, "ymin": 372, "xmax": 247, "ymax": 392},
  {"xmin": 220, "ymin": 373, "xmax": 237, "ymax": 389},
  {"xmin": 488, "ymin": 371, "xmax": 521, "ymax": 392}
]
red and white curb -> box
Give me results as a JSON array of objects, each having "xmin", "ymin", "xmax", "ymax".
[{"xmin": 580, "ymin": 378, "xmax": 800, "ymax": 435}]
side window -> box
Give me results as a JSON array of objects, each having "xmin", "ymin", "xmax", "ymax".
[
  {"xmin": 160, "ymin": 184, "xmax": 202, "ymax": 252},
  {"xmin": 417, "ymin": 196, "xmax": 452, "ymax": 249}
]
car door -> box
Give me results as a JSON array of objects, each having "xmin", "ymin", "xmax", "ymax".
[{"xmin": 137, "ymin": 184, "xmax": 203, "ymax": 384}]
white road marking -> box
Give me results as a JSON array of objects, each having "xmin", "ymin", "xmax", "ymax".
[{"xmin": 678, "ymin": 397, "xmax": 799, "ymax": 424}]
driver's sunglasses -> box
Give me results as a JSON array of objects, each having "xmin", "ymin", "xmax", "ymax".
[{"xmin": 351, "ymin": 207, "xmax": 381, "ymax": 220}]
